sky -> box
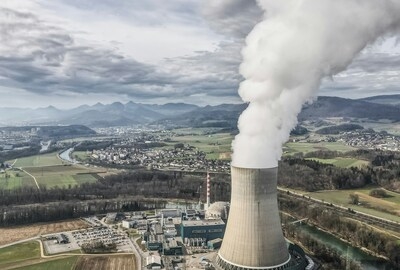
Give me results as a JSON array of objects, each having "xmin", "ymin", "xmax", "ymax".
[{"xmin": 0, "ymin": 0, "xmax": 399, "ymax": 109}]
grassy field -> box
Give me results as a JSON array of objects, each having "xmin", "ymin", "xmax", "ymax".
[
  {"xmin": 3, "ymin": 152, "xmax": 106, "ymax": 189},
  {"xmin": 15, "ymin": 257, "xmax": 78, "ymax": 270},
  {"xmin": 24, "ymin": 165, "xmax": 101, "ymax": 189},
  {"xmin": 72, "ymin": 151, "xmax": 90, "ymax": 162},
  {"xmin": 0, "ymin": 242, "xmax": 40, "ymax": 269},
  {"xmin": 0, "ymin": 169, "xmax": 36, "ymax": 189},
  {"xmin": 284, "ymin": 141, "xmax": 355, "ymax": 155},
  {"xmin": 301, "ymin": 187, "xmax": 400, "ymax": 223},
  {"xmin": 305, "ymin": 157, "xmax": 369, "ymax": 168},
  {"xmin": 0, "ymin": 219, "xmax": 89, "ymax": 246},
  {"xmin": 10, "ymin": 152, "xmax": 65, "ymax": 167},
  {"xmin": 171, "ymin": 132, "xmax": 233, "ymax": 160}
]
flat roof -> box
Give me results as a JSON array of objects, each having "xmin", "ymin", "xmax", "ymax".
[{"xmin": 181, "ymin": 219, "xmax": 225, "ymax": 227}]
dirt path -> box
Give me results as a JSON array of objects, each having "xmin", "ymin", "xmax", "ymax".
[{"xmin": 19, "ymin": 167, "xmax": 40, "ymax": 190}]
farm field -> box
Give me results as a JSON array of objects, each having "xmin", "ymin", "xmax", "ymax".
[
  {"xmin": 305, "ymin": 157, "xmax": 369, "ymax": 168},
  {"xmin": 301, "ymin": 187, "xmax": 400, "ymax": 223},
  {"xmin": 0, "ymin": 241, "xmax": 40, "ymax": 269},
  {"xmin": 72, "ymin": 151, "xmax": 90, "ymax": 162},
  {"xmin": 0, "ymin": 169, "xmax": 36, "ymax": 189},
  {"xmin": 10, "ymin": 152, "xmax": 65, "ymax": 167},
  {"xmin": 284, "ymin": 141, "xmax": 355, "ymax": 155},
  {"xmin": 0, "ymin": 219, "xmax": 89, "ymax": 246},
  {"xmin": 15, "ymin": 257, "xmax": 78, "ymax": 270},
  {"xmin": 4, "ymin": 151, "xmax": 107, "ymax": 189},
  {"xmin": 73, "ymin": 255, "xmax": 136, "ymax": 270},
  {"xmin": 24, "ymin": 165, "xmax": 101, "ymax": 188},
  {"xmin": 170, "ymin": 132, "xmax": 233, "ymax": 160}
]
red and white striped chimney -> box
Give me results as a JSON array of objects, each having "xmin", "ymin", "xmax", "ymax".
[{"xmin": 206, "ymin": 171, "xmax": 210, "ymax": 209}]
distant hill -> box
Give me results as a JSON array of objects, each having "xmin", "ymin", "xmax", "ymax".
[
  {"xmin": 0, "ymin": 102, "xmax": 199, "ymax": 127},
  {"xmin": 0, "ymin": 125, "xmax": 96, "ymax": 139},
  {"xmin": 298, "ymin": 96, "xmax": 400, "ymax": 122},
  {"xmin": 316, "ymin": 123, "xmax": 364, "ymax": 135},
  {"xmin": 155, "ymin": 103, "xmax": 247, "ymax": 128},
  {"xmin": 358, "ymin": 94, "xmax": 400, "ymax": 106},
  {"xmin": 1, "ymin": 95, "xmax": 400, "ymax": 128}
]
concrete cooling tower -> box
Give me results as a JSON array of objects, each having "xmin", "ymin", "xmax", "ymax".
[{"xmin": 216, "ymin": 166, "xmax": 308, "ymax": 270}]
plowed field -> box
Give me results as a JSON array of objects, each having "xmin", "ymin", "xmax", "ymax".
[{"xmin": 74, "ymin": 255, "xmax": 135, "ymax": 270}]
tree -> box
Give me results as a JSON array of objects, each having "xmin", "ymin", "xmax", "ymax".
[
  {"xmin": 348, "ymin": 193, "xmax": 359, "ymax": 205},
  {"xmin": 369, "ymin": 188, "xmax": 387, "ymax": 198}
]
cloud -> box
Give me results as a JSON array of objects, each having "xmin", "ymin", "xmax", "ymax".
[
  {"xmin": 0, "ymin": 1, "xmax": 399, "ymax": 110},
  {"xmin": 0, "ymin": 6, "xmax": 241, "ymax": 105},
  {"xmin": 201, "ymin": 0, "xmax": 263, "ymax": 38}
]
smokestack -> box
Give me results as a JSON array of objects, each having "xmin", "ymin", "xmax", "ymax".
[
  {"xmin": 206, "ymin": 171, "xmax": 211, "ymax": 209},
  {"xmin": 216, "ymin": 166, "xmax": 290, "ymax": 269}
]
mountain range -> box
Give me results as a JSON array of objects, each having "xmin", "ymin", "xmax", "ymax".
[{"xmin": 1, "ymin": 95, "xmax": 399, "ymax": 128}]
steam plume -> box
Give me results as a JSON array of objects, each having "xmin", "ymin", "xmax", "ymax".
[{"xmin": 232, "ymin": 0, "xmax": 400, "ymax": 168}]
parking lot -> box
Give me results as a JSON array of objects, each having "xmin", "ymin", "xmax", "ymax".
[{"xmin": 72, "ymin": 226, "xmax": 133, "ymax": 252}]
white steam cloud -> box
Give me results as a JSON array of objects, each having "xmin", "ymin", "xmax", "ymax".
[{"xmin": 232, "ymin": 0, "xmax": 400, "ymax": 168}]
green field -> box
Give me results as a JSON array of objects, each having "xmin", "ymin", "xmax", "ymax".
[
  {"xmin": 171, "ymin": 132, "xmax": 233, "ymax": 160},
  {"xmin": 0, "ymin": 241, "xmax": 40, "ymax": 268},
  {"xmin": 305, "ymin": 157, "xmax": 369, "ymax": 168},
  {"xmin": 0, "ymin": 169, "xmax": 36, "ymax": 189},
  {"xmin": 15, "ymin": 257, "xmax": 78, "ymax": 270},
  {"xmin": 301, "ymin": 187, "xmax": 400, "ymax": 223},
  {"xmin": 25, "ymin": 165, "xmax": 100, "ymax": 189},
  {"xmin": 10, "ymin": 152, "xmax": 64, "ymax": 167},
  {"xmin": 3, "ymin": 152, "xmax": 105, "ymax": 189},
  {"xmin": 284, "ymin": 141, "xmax": 355, "ymax": 155},
  {"xmin": 72, "ymin": 151, "xmax": 90, "ymax": 162}
]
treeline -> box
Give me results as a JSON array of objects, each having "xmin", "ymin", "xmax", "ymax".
[
  {"xmin": 278, "ymin": 158, "xmax": 372, "ymax": 191},
  {"xmin": 279, "ymin": 149, "xmax": 400, "ymax": 192},
  {"xmin": 0, "ymin": 197, "xmax": 169, "ymax": 226},
  {"xmin": 285, "ymin": 227, "xmax": 361, "ymax": 270},
  {"xmin": 279, "ymin": 193, "xmax": 400, "ymax": 268},
  {"xmin": 0, "ymin": 170, "xmax": 231, "ymax": 207},
  {"xmin": 316, "ymin": 123, "xmax": 364, "ymax": 134},
  {"xmin": 0, "ymin": 144, "xmax": 41, "ymax": 163}
]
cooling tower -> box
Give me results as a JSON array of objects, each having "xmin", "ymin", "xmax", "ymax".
[{"xmin": 216, "ymin": 166, "xmax": 290, "ymax": 270}]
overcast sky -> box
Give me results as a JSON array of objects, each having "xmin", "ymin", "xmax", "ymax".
[{"xmin": 0, "ymin": 0, "xmax": 399, "ymax": 109}]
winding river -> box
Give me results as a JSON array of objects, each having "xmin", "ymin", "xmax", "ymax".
[{"xmin": 297, "ymin": 224, "xmax": 393, "ymax": 269}]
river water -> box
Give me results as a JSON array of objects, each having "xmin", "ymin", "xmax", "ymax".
[
  {"xmin": 59, "ymin": 147, "xmax": 75, "ymax": 163},
  {"xmin": 297, "ymin": 224, "xmax": 393, "ymax": 269}
]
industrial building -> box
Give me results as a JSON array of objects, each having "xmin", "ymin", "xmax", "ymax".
[
  {"xmin": 181, "ymin": 219, "xmax": 225, "ymax": 244},
  {"xmin": 162, "ymin": 238, "xmax": 183, "ymax": 255},
  {"xmin": 216, "ymin": 166, "xmax": 310, "ymax": 270}
]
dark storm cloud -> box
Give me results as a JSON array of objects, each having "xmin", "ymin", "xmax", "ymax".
[{"xmin": 201, "ymin": 0, "xmax": 263, "ymax": 38}]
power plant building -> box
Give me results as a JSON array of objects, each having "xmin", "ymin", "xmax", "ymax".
[
  {"xmin": 181, "ymin": 219, "xmax": 225, "ymax": 243},
  {"xmin": 216, "ymin": 166, "xmax": 308, "ymax": 270}
]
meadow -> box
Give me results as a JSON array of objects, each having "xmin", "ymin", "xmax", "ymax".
[
  {"xmin": 24, "ymin": 165, "xmax": 100, "ymax": 188},
  {"xmin": 284, "ymin": 141, "xmax": 356, "ymax": 155},
  {"xmin": 305, "ymin": 157, "xmax": 369, "ymax": 168},
  {"xmin": 0, "ymin": 241, "xmax": 40, "ymax": 269},
  {"xmin": 301, "ymin": 187, "xmax": 400, "ymax": 223},
  {"xmin": 0, "ymin": 169, "xmax": 36, "ymax": 189},
  {"xmin": 169, "ymin": 131, "xmax": 234, "ymax": 160},
  {"xmin": 4, "ymin": 152, "xmax": 106, "ymax": 190},
  {"xmin": 10, "ymin": 152, "xmax": 65, "ymax": 167}
]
